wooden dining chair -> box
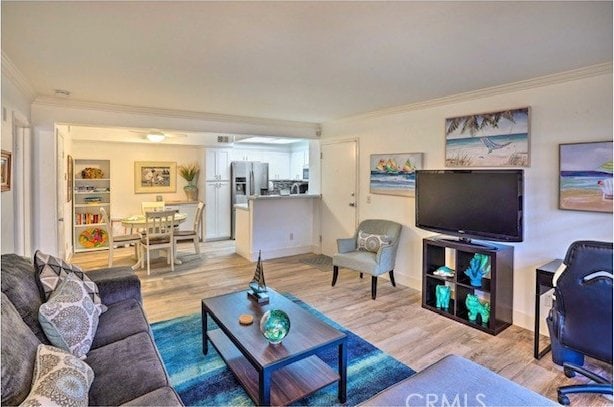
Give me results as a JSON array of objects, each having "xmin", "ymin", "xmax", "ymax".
[
  {"xmin": 99, "ymin": 207, "xmax": 141, "ymax": 267},
  {"xmin": 138, "ymin": 209, "xmax": 176, "ymax": 275},
  {"xmin": 173, "ymin": 201, "xmax": 205, "ymax": 255},
  {"xmin": 141, "ymin": 201, "xmax": 165, "ymax": 215}
]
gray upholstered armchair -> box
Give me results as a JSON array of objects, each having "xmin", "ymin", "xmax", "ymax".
[{"xmin": 332, "ymin": 219, "xmax": 402, "ymax": 299}]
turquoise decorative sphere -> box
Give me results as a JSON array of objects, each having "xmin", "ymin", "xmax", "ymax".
[{"xmin": 259, "ymin": 309, "xmax": 291, "ymax": 344}]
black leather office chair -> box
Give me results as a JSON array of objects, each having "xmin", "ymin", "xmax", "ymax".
[{"xmin": 546, "ymin": 240, "xmax": 613, "ymax": 405}]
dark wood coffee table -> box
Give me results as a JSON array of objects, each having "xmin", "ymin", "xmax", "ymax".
[{"xmin": 201, "ymin": 288, "xmax": 348, "ymax": 406}]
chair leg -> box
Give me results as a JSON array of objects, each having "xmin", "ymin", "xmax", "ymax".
[
  {"xmin": 389, "ymin": 270, "xmax": 396, "ymax": 287},
  {"xmin": 194, "ymin": 237, "xmax": 200, "ymax": 254},
  {"xmin": 146, "ymin": 247, "xmax": 151, "ymax": 276},
  {"xmin": 371, "ymin": 276, "xmax": 378, "ymax": 300},
  {"xmin": 170, "ymin": 245, "xmax": 175, "ymax": 272},
  {"xmin": 332, "ymin": 266, "xmax": 339, "ymax": 286},
  {"xmin": 108, "ymin": 245, "xmax": 113, "ymax": 268},
  {"xmin": 359, "ymin": 272, "xmax": 363, "ymax": 279}
]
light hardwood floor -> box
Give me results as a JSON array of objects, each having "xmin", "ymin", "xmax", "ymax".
[{"xmin": 73, "ymin": 241, "xmax": 611, "ymax": 406}]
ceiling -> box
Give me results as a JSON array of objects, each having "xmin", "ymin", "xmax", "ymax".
[{"xmin": 2, "ymin": 1, "xmax": 612, "ymax": 123}]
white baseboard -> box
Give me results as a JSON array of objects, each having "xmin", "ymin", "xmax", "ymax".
[{"xmin": 246, "ymin": 245, "xmax": 315, "ymax": 262}]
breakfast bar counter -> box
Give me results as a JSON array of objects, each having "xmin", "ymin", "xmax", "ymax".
[{"xmin": 235, "ymin": 194, "xmax": 321, "ymax": 261}]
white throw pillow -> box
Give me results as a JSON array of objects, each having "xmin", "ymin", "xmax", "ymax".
[
  {"xmin": 357, "ymin": 230, "xmax": 391, "ymax": 253},
  {"xmin": 38, "ymin": 273, "xmax": 101, "ymax": 359},
  {"xmin": 20, "ymin": 344, "xmax": 94, "ymax": 407}
]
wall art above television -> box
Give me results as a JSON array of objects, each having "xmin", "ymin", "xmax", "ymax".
[
  {"xmin": 559, "ymin": 141, "xmax": 612, "ymax": 213},
  {"xmin": 445, "ymin": 107, "xmax": 530, "ymax": 168},
  {"xmin": 369, "ymin": 153, "xmax": 423, "ymax": 197}
]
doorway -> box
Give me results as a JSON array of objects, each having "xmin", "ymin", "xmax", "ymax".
[{"xmin": 320, "ymin": 139, "xmax": 358, "ymax": 256}]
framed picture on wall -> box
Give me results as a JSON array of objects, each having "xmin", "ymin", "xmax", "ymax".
[
  {"xmin": 559, "ymin": 141, "xmax": 612, "ymax": 213},
  {"xmin": 445, "ymin": 107, "xmax": 530, "ymax": 167},
  {"xmin": 369, "ymin": 153, "xmax": 423, "ymax": 197},
  {"xmin": 134, "ymin": 161, "xmax": 177, "ymax": 194},
  {"xmin": 1, "ymin": 150, "xmax": 11, "ymax": 192}
]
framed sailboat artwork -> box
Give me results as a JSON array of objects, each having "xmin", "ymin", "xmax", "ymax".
[
  {"xmin": 445, "ymin": 107, "xmax": 530, "ymax": 168},
  {"xmin": 369, "ymin": 153, "xmax": 423, "ymax": 197}
]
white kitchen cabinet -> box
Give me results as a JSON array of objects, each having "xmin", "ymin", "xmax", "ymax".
[
  {"xmin": 230, "ymin": 148, "xmax": 262, "ymax": 162},
  {"xmin": 263, "ymin": 151, "xmax": 290, "ymax": 179},
  {"xmin": 206, "ymin": 149, "xmax": 230, "ymax": 181},
  {"xmin": 205, "ymin": 181, "xmax": 231, "ymax": 240},
  {"xmin": 290, "ymin": 150, "xmax": 305, "ymax": 180}
]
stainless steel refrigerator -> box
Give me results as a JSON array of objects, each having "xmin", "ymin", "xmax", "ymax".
[{"xmin": 230, "ymin": 161, "xmax": 269, "ymax": 238}]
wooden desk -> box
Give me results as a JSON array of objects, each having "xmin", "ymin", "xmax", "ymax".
[{"xmin": 534, "ymin": 259, "xmax": 562, "ymax": 359}]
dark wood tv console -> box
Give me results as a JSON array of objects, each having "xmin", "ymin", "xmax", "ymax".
[{"xmin": 422, "ymin": 236, "xmax": 514, "ymax": 335}]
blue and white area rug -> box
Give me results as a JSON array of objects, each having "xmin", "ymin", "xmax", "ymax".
[{"xmin": 152, "ymin": 293, "xmax": 415, "ymax": 406}]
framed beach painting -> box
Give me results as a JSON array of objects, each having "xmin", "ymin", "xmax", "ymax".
[
  {"xmin": 445, "ymin": 107, "xmax": 530, "ymax": 167},
  {"xmin": 559, "ymin": 141, "xmax": 612, "ymax": 213},
  {"xmin": 370, "ymin": 153, "xmax": 423, "ymax": 197},
  {"xmin": 134, "ymin": 161, "xmax": 177, "ymax": 194}
]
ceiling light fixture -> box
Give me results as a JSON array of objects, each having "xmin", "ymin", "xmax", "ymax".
[
  {"xmin": 146, "ymin": 133, "xmax": 166, "ymax": 143},
  {"xmin": 54, "ymin": 89, "xmax": 71, "ymax": 97}
]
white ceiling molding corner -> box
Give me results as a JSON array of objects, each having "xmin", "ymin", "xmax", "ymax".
[
  {"xmin": 1, "ymin": 51, "xmax": 37, "ymax": 102},
  {"xmin": 333, "ymin": 62, "xmax": 613, "ymax": 124}
]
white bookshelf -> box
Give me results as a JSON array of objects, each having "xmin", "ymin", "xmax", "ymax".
[{"xmin": 73, "ymin": 159, "xmax": 111, "ymax": 253}]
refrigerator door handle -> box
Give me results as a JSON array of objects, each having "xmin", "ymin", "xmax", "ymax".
[{"xmin": 249, "ymin": 170, "xmax": 254, "ymax": 195}]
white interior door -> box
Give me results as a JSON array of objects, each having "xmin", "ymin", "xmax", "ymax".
[{"xmin": 320, "ymin": 139, "xmax": 358, "ymax": 256}]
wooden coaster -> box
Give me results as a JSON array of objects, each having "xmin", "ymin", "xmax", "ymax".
[{"xmin": 239, "ymin": 314, "xmax": 254, "ymax": 325}]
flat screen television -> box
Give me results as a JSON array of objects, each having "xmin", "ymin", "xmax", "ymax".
[{"xmin": 415, "ymin": 170, "xmax": 524, "ymax": 242}]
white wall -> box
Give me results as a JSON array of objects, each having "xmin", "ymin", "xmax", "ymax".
[
  {"xmin": 321, "ymin": 73, "xmax": 613, "ymax": 330},
  {"xmin": 1, "ymin": 74, "xmax": 32, "ymax": 254},
  {"xmin": 71, "ymin": 140, "xmax": 205, "ymax": 219}
]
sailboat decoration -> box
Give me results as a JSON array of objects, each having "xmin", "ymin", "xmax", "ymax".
[{"xmin": 247, "ymin": 250, "xmax": 269, "ymax": 304}]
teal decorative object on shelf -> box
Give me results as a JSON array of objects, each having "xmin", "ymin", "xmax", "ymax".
[
  {"xmin": 465, "ymin": 294, "xmax": 491, "ymax": 325},
  {"xmin": 435, "ymin": 285, "xmax": 451, "ymax": 309},
  {"xmin": 260, "ymin": 309, "xmax": 291, "ymax": 345},
  {"xmin": 433, "ymin": 266, "xmax": 455, "ymax": 277},
  {"xmin": 464, "ymin": 253, "xmax": 490, "ymax": 286}
]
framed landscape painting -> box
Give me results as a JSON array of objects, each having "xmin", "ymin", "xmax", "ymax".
[
  {"xmin": 134, "ymin": 161, "xmax": 177, "ymax": 194},
  {"xmin": 559, "ymin": 141, "xmax": 612, "ymax": 213},
  {"xmin": 445, "ymin": 107, "xmax": 530, "ymax": 167},
  {"xmin": 369, "ymin": 153, "xmax": 423, "ymax": 197}
]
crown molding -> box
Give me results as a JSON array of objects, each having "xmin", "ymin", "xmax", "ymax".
[
  {"xmin": 32, "ymin": 95, "xmax": 321, "ymax": 132},
  {"xmin": 1, "ymin": 52, "xmax": 37, "ymax": 102},
  {"xmin": 333, "ymin": 62, "xmax": 613, "ymax": 124}
]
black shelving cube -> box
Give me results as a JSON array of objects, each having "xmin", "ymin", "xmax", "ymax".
[{"xmin": 421, "ymin": 236, "xmax": 514, "ymax": 335}]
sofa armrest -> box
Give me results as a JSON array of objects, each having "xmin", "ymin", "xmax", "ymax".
[
  {"xmin": 86, "ymin": 267, "xmax": 142, "ymax": 306},
  {"xmin": 337, "ymin": 238, "xmax": 357, "ymax": 254}
]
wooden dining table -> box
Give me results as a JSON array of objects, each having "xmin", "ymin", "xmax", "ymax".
[{"xmin": 120, "ymin": 212, "xmax": 188, "ymax": 268}]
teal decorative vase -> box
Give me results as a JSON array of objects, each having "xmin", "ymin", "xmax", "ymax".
[
  {"xmin": 435, "ymin": 285, "xmax": 451, "ymax": 309},
  {"xmin": 260, "ymin": 309, "xmax": 290, "ymax": 344}
]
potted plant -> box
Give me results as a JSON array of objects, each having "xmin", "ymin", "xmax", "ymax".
[{"xmin": 178, "ymin": 163, "xmax": 200, "ymax": 201}]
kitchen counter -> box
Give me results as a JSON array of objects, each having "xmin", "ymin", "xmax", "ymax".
[
  {"xmin": 235, "ymin": 194, "xmax": 320, "ymax": 261},
  {"xmin": 248, "ymin": 193, "xmax": 320, "ymax": 201}
]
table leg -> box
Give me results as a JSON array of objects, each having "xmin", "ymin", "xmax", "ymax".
[
  {"xmin": 202, "ymin": 303, "xmax": 208, "ymax": 355},
  {"xmin": 533, "ymin": 276, "xmax": 541, "ymax": 359},
  {"xmin": 338, "ymin": 340, "xmax": 347, "ymax": 403},
  {"xmin": 259, "ymin": 368, "xmax": 271, "ymax": 406}
]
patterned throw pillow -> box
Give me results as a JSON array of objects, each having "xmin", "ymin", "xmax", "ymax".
[
  {"xmin": 34, "ymin": 250, "xmax": 107, "ymax": 313},
  {"xmin": 357, "ymin": 230, "xmax": 391, "ymax": 253},
  {"xmin": 20, "ymin": 344, "xmax": 94, "ymax": 407},
  {"xmin": 38, "ymin": 273, "xmax": 101, "ymax": 359}
]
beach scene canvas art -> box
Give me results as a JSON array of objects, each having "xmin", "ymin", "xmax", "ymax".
[
  {"xmin": 560, "ymin": 141, "xmax": 613, "ymax": 213},
  {"xmin": 370, "ymin": 153, "xmax": 423, "ymax": 197},
  {"xmin": 445, "ymin": 108, "xmax": 529, "ymax": 167}
]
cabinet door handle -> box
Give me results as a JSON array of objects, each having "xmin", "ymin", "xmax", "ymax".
[{"xmin": 349, "ymin": 202, "xmax": 356, "ymax": 207}]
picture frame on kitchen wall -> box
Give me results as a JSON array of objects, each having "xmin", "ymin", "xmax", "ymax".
[
  {"xmin": 369, "ymin": 153, "xmax": 423, "ymax": 197},
  {"xmin": 134, "ymin": 161, "xmax": 177, "ymax": 193},
  {"xmin": 559, "ymin": 141, "xmax": 612, "ymax": 213}
]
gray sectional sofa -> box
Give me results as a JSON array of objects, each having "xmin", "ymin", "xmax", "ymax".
[{"xmin": 1, "ymin": 254, "xmax": 183, "ymax": 406}]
